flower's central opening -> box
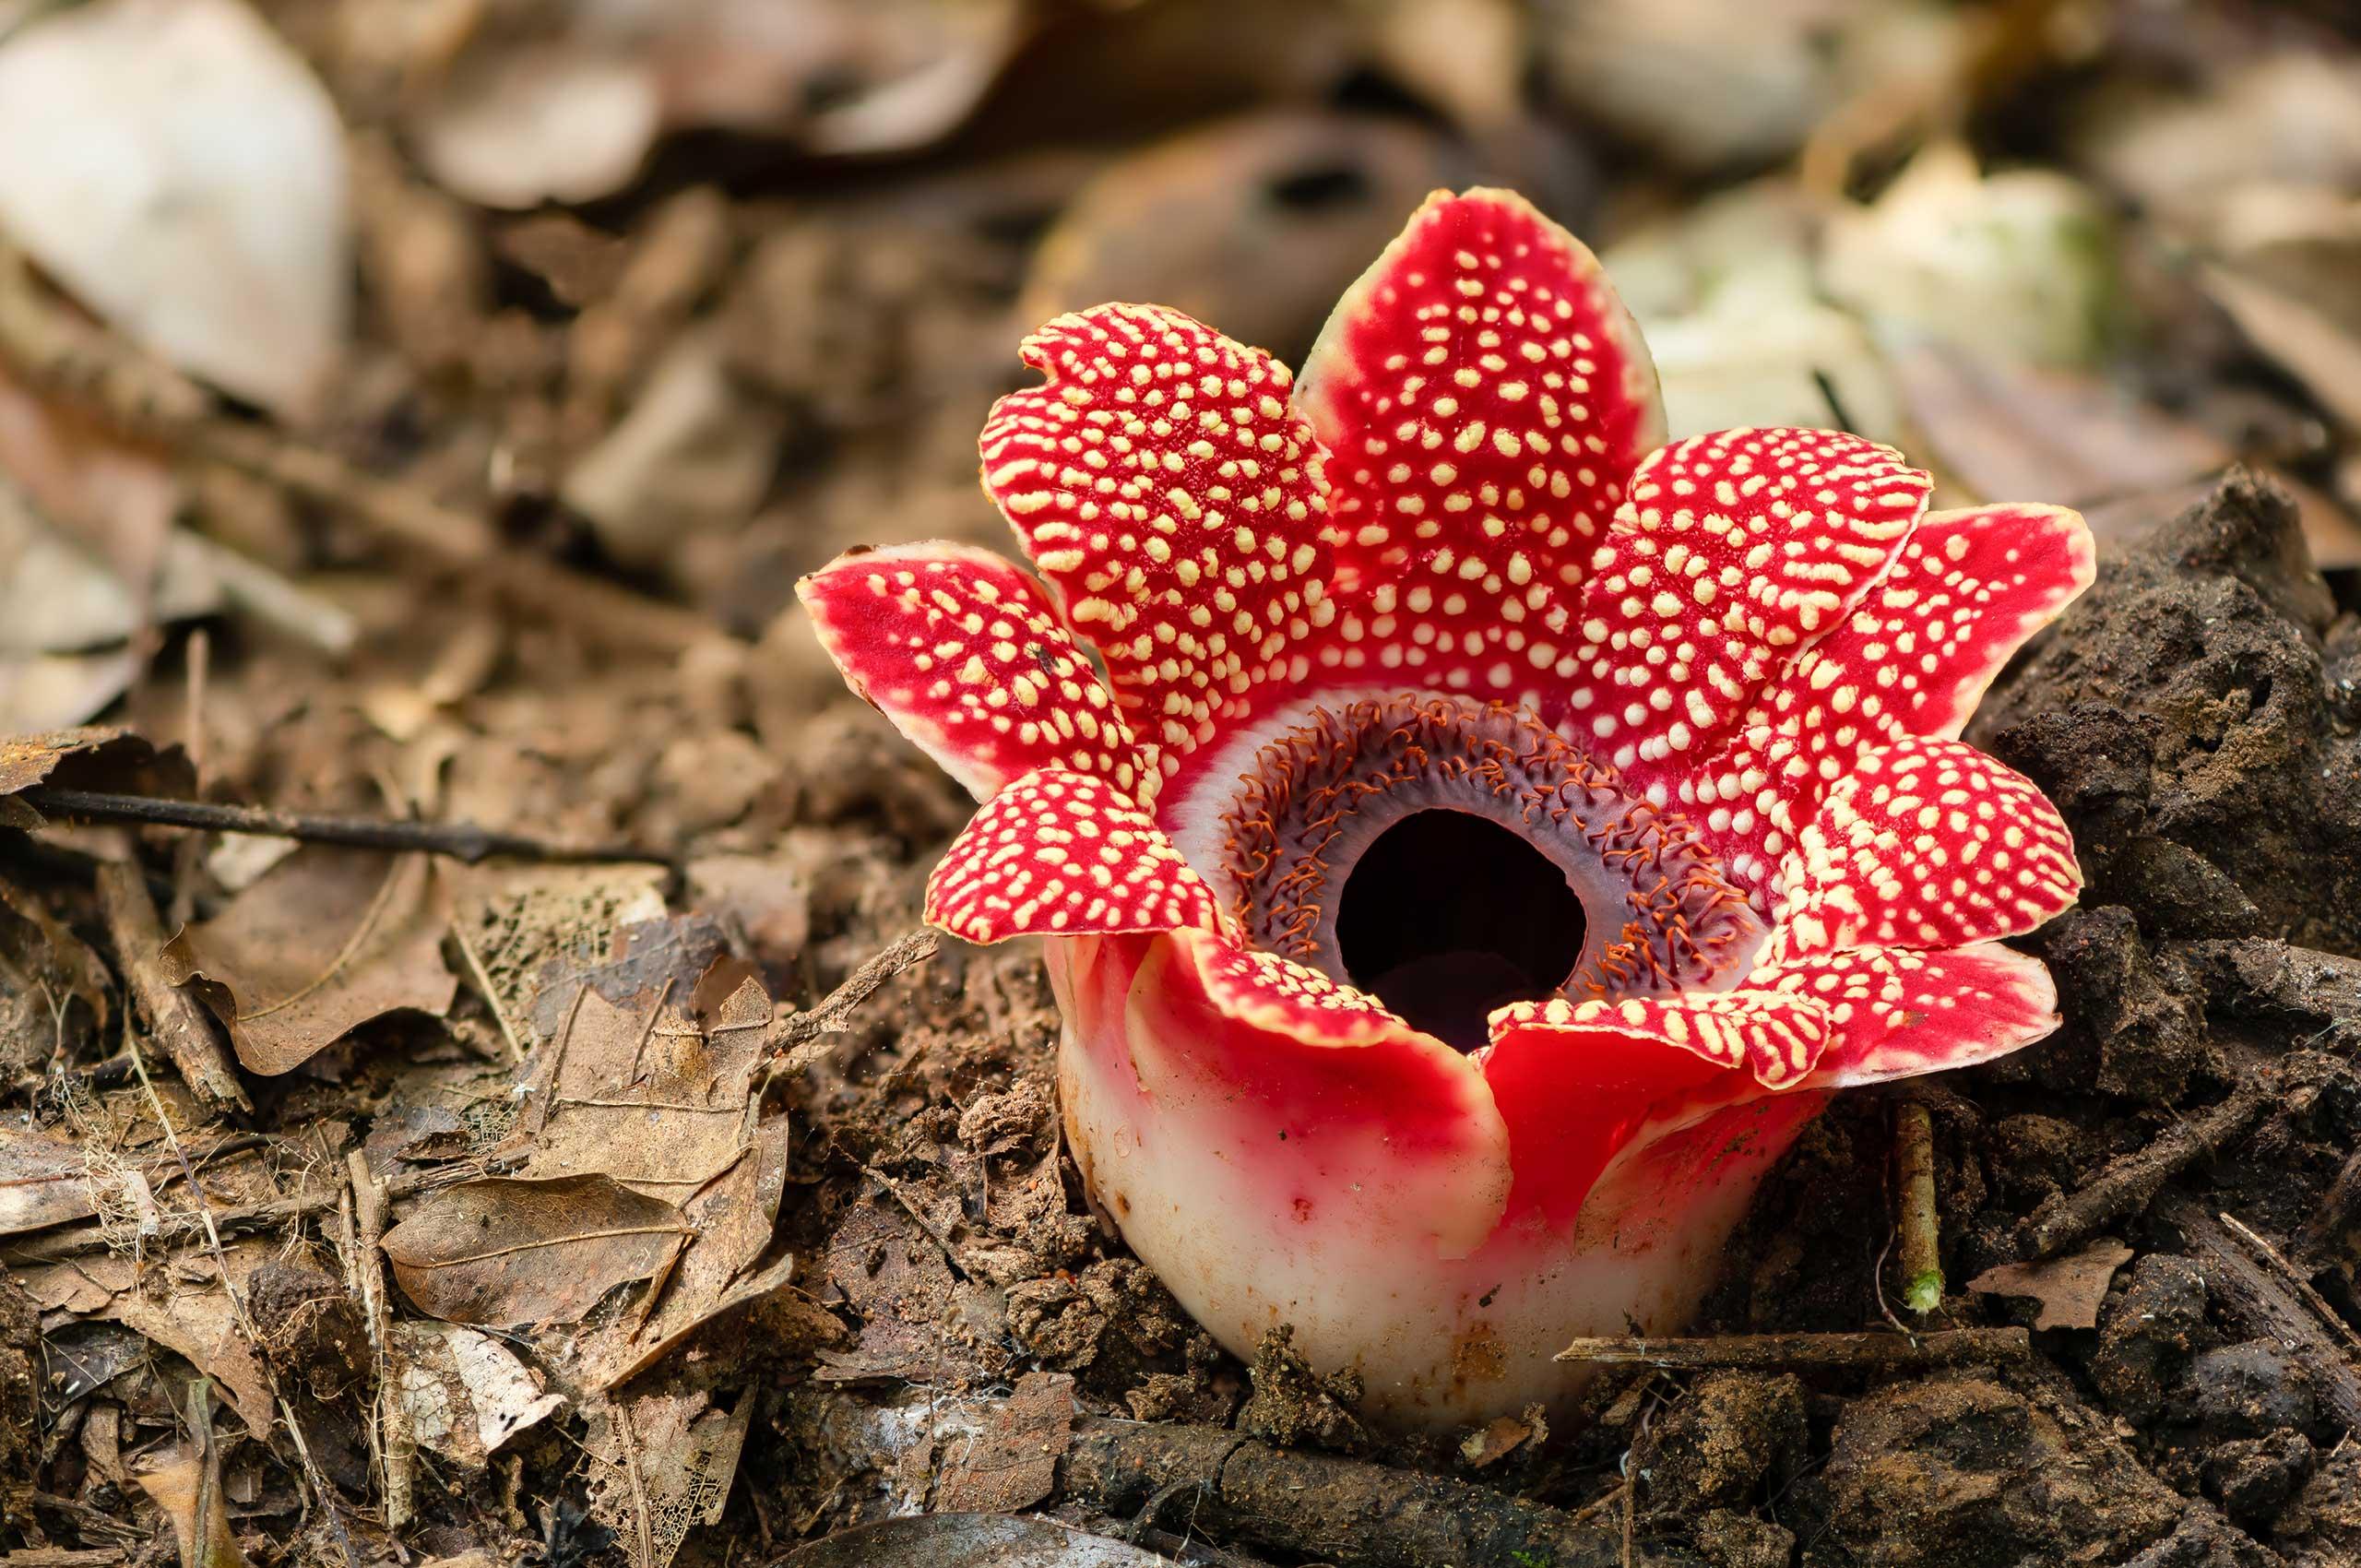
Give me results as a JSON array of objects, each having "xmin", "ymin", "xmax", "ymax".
[
  {"xmin": 1335, "ymin": 809, "xmax": 1586, "ymax": 1050},
  {"xmin": 1218, "ymin": 695, "xmax": 1764, "ymax": 1047}
]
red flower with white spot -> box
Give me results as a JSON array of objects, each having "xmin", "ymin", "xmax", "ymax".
[{"xmin": 801, "ymin": 189, "xmax": 2092, "ymax": 1428}]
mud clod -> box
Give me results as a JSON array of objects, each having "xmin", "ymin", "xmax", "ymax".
[
  {"xmin": 1238, "ymin": 1323, "xmax": 1371, "ymax": 1455},
  {"xmin": 2094, "ymin": 1254, "xmax": 2213, "ymax": 1424}
]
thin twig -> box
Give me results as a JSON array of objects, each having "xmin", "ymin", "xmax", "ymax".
[
  {"xmin": 1555, "ymin": 1328, "xmax": 2032, "ymax": 1371},
  {"xmin": 18, "ymin": 786, "xmax": 667, "ymax": 866},
  {"xmin": 451, "ymin": 921, "xmax": 525, "ymax": 1063},
  {"xmin": 347, "ymin": 1152, "xmax": 414, "ymax": 1531},
  {"xmin": 768, "ymin": 929, "xmax": 940, "ymax": 1073},
  {"xmin": 2023, "ymin": 1075, "xmax": 2272, "ymax": 1258},
  {"xmin": 1895, "ymin": 1102, "xmax": 1942, "ymax": 1313}
]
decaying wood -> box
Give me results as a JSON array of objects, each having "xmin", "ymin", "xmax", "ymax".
[
  {"xmin": 92, "ymin": 861, "xmax": 248, "ymax": 1112},
  {"xmin": 1555, "ymin": 1328, "xmax": 2032, "ymax": 1371},
  {"xmin": 1061, "ymin": 1417, "xmax": 1636, "ymax": 1568},
  {"xmin": 2023, "ymin": 1074, "xmax": 2272, "ymax": 1258},
  {"xmin": 2163, "ymin": 1197, "xmax": 2361, "ymax": 1435}
]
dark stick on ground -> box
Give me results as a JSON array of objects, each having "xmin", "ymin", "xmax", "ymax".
[
  {"xmin": 1554, "ymin": 1328, "xmax": 2032, "ymax": 1370},
  {"xmin": 18, "ymin": 787, "xmax": 665, "ymax": 867},
  {"xmin": 2022, "ymin": 1073, "xmax": 2273, "ymax": 1258},
  {"xmin": 769, "ymin": 929, "xmax": 942, "ymax": 1068},
  {"xmin": 1062, "ymin": 1418, "xmax": 1639, "ymax": 1568},
  {"xmin": 2163, "ymin": 1197, "xmax": 2361, "ymax": 1436}
]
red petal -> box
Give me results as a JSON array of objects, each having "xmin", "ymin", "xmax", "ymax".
[
  {"xmin": 1493, "ymin": 988, "xmax": 1835, "ymax": 1092},
  {"xmin": 1292, "ymin": 188, "xmax": 1664, "ymax": 698},
  {"xmin": 1669, "ymin": 502, "xmax": 2092, "ymax": 896},
  {"xmin": 1757, "ymin": 942, "xmax": 2061, "ymax": 1088},
  {"xmin": 1064, "ymin": 928, "xmax": 1513, "ymax": 1259},
  {"xmin": 1570, "ymin": 428, "xmax": 1931, "ymax": 776},
  {"xmin": 798, "ymin": 542, "xmax": 1146, "ymax": 802},
  {"xmin": 978, "ymin": 304, "xmax": 1335, "ymax": 798},
  {"xmin": 924, "ymin": 768, "xmax": 1220, "ymax": 943},
  {"xmin": 1778, "ymin": 738, "xmax": 2082, "ymax": 956},
  {"xmin": 1483, "ymin": 997, "xmax": 1821, "ymax": 1229}
]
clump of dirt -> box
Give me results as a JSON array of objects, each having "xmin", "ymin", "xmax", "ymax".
[
  {"xmin": 1238, "ymin": 1323, "xmax": 1372, "ymax": 1455},
  {"xmin": 1977, "ymin": 470, "xmax": 2361, "ymax": 953}
]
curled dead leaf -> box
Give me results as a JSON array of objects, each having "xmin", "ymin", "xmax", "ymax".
[
  {"xmin": 394, "ymin": 1320, "xmax": 565, "ymax": 1467},
  {"xmin": 161, "ymin": 847, "xmax": 456, "ymax": 1075},
  {"xmin": 381, "ymin": 1174, "xmax": 689, "ymax": 1327}
]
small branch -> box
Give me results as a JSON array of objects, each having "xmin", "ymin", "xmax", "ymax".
[
  {"xmin": 92, "ymin": 861, "xmax": 249, "ymax": 1112},
  {"xmin": 1895, "ymin": 1102, "xmax": 1942, "ymax": 1313},
  {"xmin": 0, "ymin": 1160, "xmax": 469, "ymax": 1266},
  {"xmin": 768, "ymin": 929, "xmax": 940, "ymax": 1072},
  {"xmin": 1062, "ymin": 1416, "xmax": 1627, "ymax": 1568},
  {"xmin": 2023, "ymin": 1075, "xmax": 2272, "ymax": 1259},
  {"xmin": 2163, "ymin": 1197, "xmax": 2361, "ymax": 1436},
  {"xmin": 344, "ymin": 1153, "xmax": 413, "ymax": 1533},
  {"xmin": 19, "ymin": 787, "xmax": 665, "ymax": 867},
  {"xmin": 1554, "ymin": 1328, "xmax": 2031, "ymax": 1371}
]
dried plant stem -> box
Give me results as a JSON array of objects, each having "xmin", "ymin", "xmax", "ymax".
[
  {"xmin": 345, "ymin": 1153, "xmax": 414, "ymax": 1532},
  {"xmin": 24, "ymin": 786, "xmax": 662, "ymax": 867},
  {"xmin": 1555, "ymin": 1328, "xmax": 2031, "ymax": 1371},
  {"xmin": 91, "ymin": 861, "xmax": 249, "ymax": 1112},
  {"xmin": 768, "ymin": 929, "xmax": 941, "ymax": 1073},
  {"xmin": 1896, "ymin": 1102, "xmax": 1943, "ymax": 1313}
]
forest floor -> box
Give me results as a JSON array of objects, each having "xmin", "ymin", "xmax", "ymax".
[{"xmin": 1, "ymin": 2, "xmax": 2359, "ymax": 1565}]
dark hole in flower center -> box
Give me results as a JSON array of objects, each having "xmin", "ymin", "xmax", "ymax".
[{"xmin": 1335, "ymin": 809, "xmax": 1585, "ymax": 1051}]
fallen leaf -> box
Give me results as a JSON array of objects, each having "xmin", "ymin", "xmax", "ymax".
[
  {"xmin": 394, "ymin": 1321, "xmax": 566, "ymax": 1467},
  {"xmin": 21, "ymin": 1244, "xmax": 279, "ymax": 1435},
  {"xmin": 933, "ymin": 1371, "xmax": 1074, "ymax": 1514},
  {"xmin": 0, "ymin": 726, "xmax": 195, "ymax": 823},
  {"xmin": 0, "ymin": 1125, "xmax": 101, "ymax": 1236},
  {"xmin": 162, "ymin": 847, "xmax": 457, "ymax": 1075},
  {"xmin": 1823, "ymin": 142, "xmax": 2122, "ymax": 370},
  {"xmin": 133, "ymin": 1439, "xmax": 251, "ymax": 1568},
  {"xmin": 1967, "ymin": 1240, "xmax": 2136, "ymax": 1331},
  {"xmin": 586, "ymin": 1389, "xmax": 753, "ymax": 1568},
  {"xmin": 450, "ymin": 865, "xmax": 670, "ymax": 1050},
  {"xmin": 560, "ymin": 331, "xmax": 788, "ymax": 575},
  {"xmin": 0, "ymin": 0, "xmax": 350, "ymax": 415},
  {"xmin": 381, "ymin": 1174, "xmax": 689, "ymax": 1327}
]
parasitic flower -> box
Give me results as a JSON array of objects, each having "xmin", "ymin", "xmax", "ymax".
[{"xmin": 799, "ymin": 190, "xmax": 2093, "ymax": 1428}]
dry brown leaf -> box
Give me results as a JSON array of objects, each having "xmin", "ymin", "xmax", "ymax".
[
  {"xmin": 586, "ymin": 1388, "xmax": 753, "ymax": 1568},
  {"xmin": 394, "ymin": 1320, "xmax": 566, "ymax": 1467},
  {"xmin": 517, "ymin": 976, "xmax": 766, "ymax": 1197},
  {"xmin": 1967, "ymin": 1240, "xmax": 2136, "ymax": 1331},
  {"xmin": 133, "ymin": 1439, "xmax": 251, "ymax": 1568},
  {"xmin": 20, "ymin": 1244, "xmax": 278, "ymax": 1435},
  {"xmin": 381, "ymin": 1173, "xmax": 689, "ymax": 1327},
  {"xmin": 162, "ymin": 846, "xmax": 456, "ymax": 1075},
  {"xmin": 933, "ymin": 1371, "xmax": 1074, "ymax": 1514},
  {"xmin": 0, "ymin": 726, "xmax": 194, "ymax": 826},
  {"xmin": 0, "ymin": 1126, "xmax": 102, "ymax": 1237}
]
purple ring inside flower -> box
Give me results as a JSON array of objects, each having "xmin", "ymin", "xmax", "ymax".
[{"xmin": 1214, "ymin": 693, "xmax": 1762, "ymax": 1048}]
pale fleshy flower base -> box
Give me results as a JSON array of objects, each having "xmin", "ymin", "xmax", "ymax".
[{"xmin": 1050, "ymin": 932, "xmax": 1830, "ymax": 1429}]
